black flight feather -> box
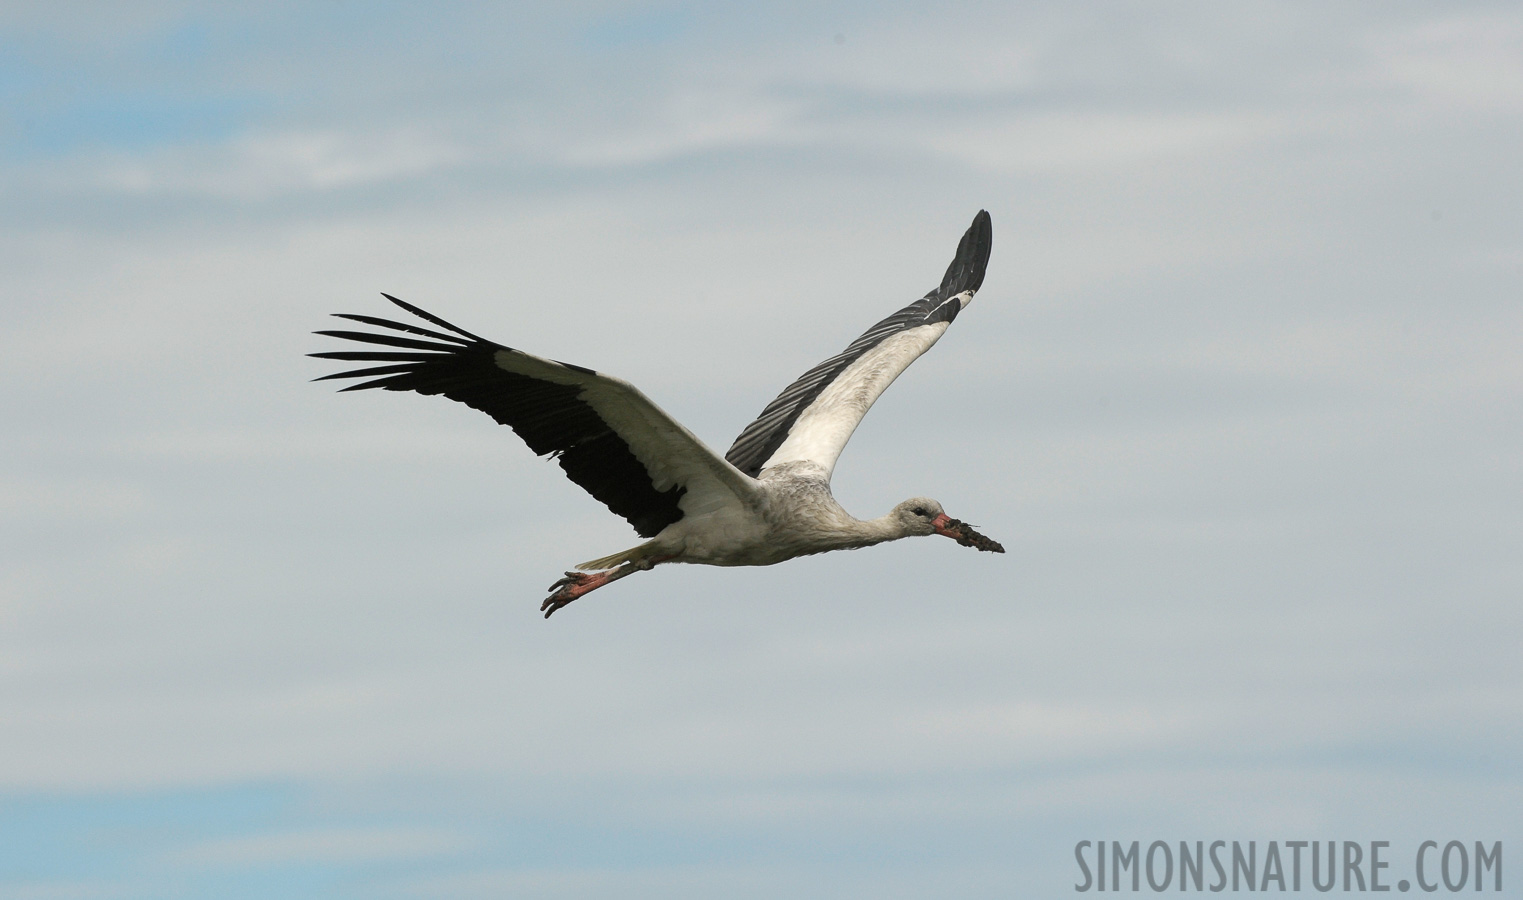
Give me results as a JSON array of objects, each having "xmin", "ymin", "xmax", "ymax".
[{"xmin": 311, "ymin": 295, "xmax": 685, "ymax": 537}]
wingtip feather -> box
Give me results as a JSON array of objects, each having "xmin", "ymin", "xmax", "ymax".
[
  {"xmin": 937, "ymin": 210, "xmax": 992, "ymax": 299},
  {"xmin": 380, "ymin": 292, "xmax": 485, "ymax": 342}
]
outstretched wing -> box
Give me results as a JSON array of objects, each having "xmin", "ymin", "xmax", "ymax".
[
  {"xmin": 312, "ymin": 294, "xmax": 759, "ymax": 537},
  {"xmin": 724, "ymin": 210, "xmax": 993, "ymax": 480}
]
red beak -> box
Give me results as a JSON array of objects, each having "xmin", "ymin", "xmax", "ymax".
[{"xmin": 931, "ymin": 513, "xmax": 1005, "ymax": 553}]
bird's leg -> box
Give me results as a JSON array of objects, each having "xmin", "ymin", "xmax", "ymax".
[{"xmin": 541, "ymin": 556, "xmax": 668, "ymax": 618}]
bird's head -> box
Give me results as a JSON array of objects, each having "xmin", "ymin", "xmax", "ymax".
[{"xmin": 892, "ymin": 498, "xmax": 1005, "ymax": 553}]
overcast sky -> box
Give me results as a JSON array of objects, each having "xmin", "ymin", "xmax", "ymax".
[{"xmin": 2, "ymin": 2, "xmax": 1520, "ymax": 897}]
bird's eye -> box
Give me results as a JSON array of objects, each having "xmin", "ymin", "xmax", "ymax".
[{"xmin": 911, "ymin": 506, "xmax": 929, "ymax": 517}]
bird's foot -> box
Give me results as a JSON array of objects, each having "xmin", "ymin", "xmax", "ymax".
[
  {"xmin": 542, "ymin": 570, "xmax": 609, "ymax": 618},
  {"xmin": 539, "ymin": 556, "xmax": 669, "ymax": 619}
]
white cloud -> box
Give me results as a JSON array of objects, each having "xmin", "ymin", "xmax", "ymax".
[
  {"xmin": 1368, "ymin": 12, "xmax": 1523, "ymax": 111},
  {"xmin": 559, "ymin": 92, "xmax": 805, "ymax": 167},
  {"xmin": 79, "ymin": 126, "xmax": 473, "ymax": 200},
  {"xmin": 0, "ymin": 477, "xmax": 151, "ymax": 522},
  {"xmin": 907, "ymin": 700, "xmax": 1189, "ymax": 749},
  {"xmin": 172, "ymin": 826, "xmax": 469, "ymax": 866},
  {"xmin": 0, "ymin": 881, "xmax": 125, "ymax": 900},
  {"xmin": 912, "ymin": 110, "xmax": 1289, "ymax": 174}
]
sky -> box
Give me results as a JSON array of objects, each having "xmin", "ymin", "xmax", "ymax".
[{"xmin": 2, "ymin": 2, "xmax": 1520, "ymax": 897}]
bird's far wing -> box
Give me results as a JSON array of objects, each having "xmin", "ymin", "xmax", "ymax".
[
  {"xmin": 724, "ymin": 210, "xmax": 992, "ymax": 481},
  {"xmin": 312, "ymin": 294, "xmax": 760, "ymax": 538}
]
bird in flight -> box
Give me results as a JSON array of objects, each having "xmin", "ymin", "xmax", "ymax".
[{"xmin": 313, "ymin": 210, "xmax": 1002, "ymax": 617}]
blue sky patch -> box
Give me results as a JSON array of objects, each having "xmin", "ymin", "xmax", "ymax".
[
  {"xmin": 4, "ymin": 91, "xmax": 259, "ymax": 160},
  {"xmin": 580, "ymin": 7, "xmax": 694, "ymax": 50}
]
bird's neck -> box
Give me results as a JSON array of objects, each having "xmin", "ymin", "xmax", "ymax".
[{"xmin": 854, "ymin": 512, "xmax": 912, "ymax": 547}]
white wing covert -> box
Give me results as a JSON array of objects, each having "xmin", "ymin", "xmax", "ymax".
[{"xmin": 724, "ymin": 210, "xmax": 992, "ymax": 481}]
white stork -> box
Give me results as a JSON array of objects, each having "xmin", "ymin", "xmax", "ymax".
[{"xmin": 313, "ymin": 210, "xmax": 1002, "ymax": 617}]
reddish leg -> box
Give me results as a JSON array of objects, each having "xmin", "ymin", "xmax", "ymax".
[{"xmin": 541, "ymin": 556, "xmax": 670, "ymax": 618}]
